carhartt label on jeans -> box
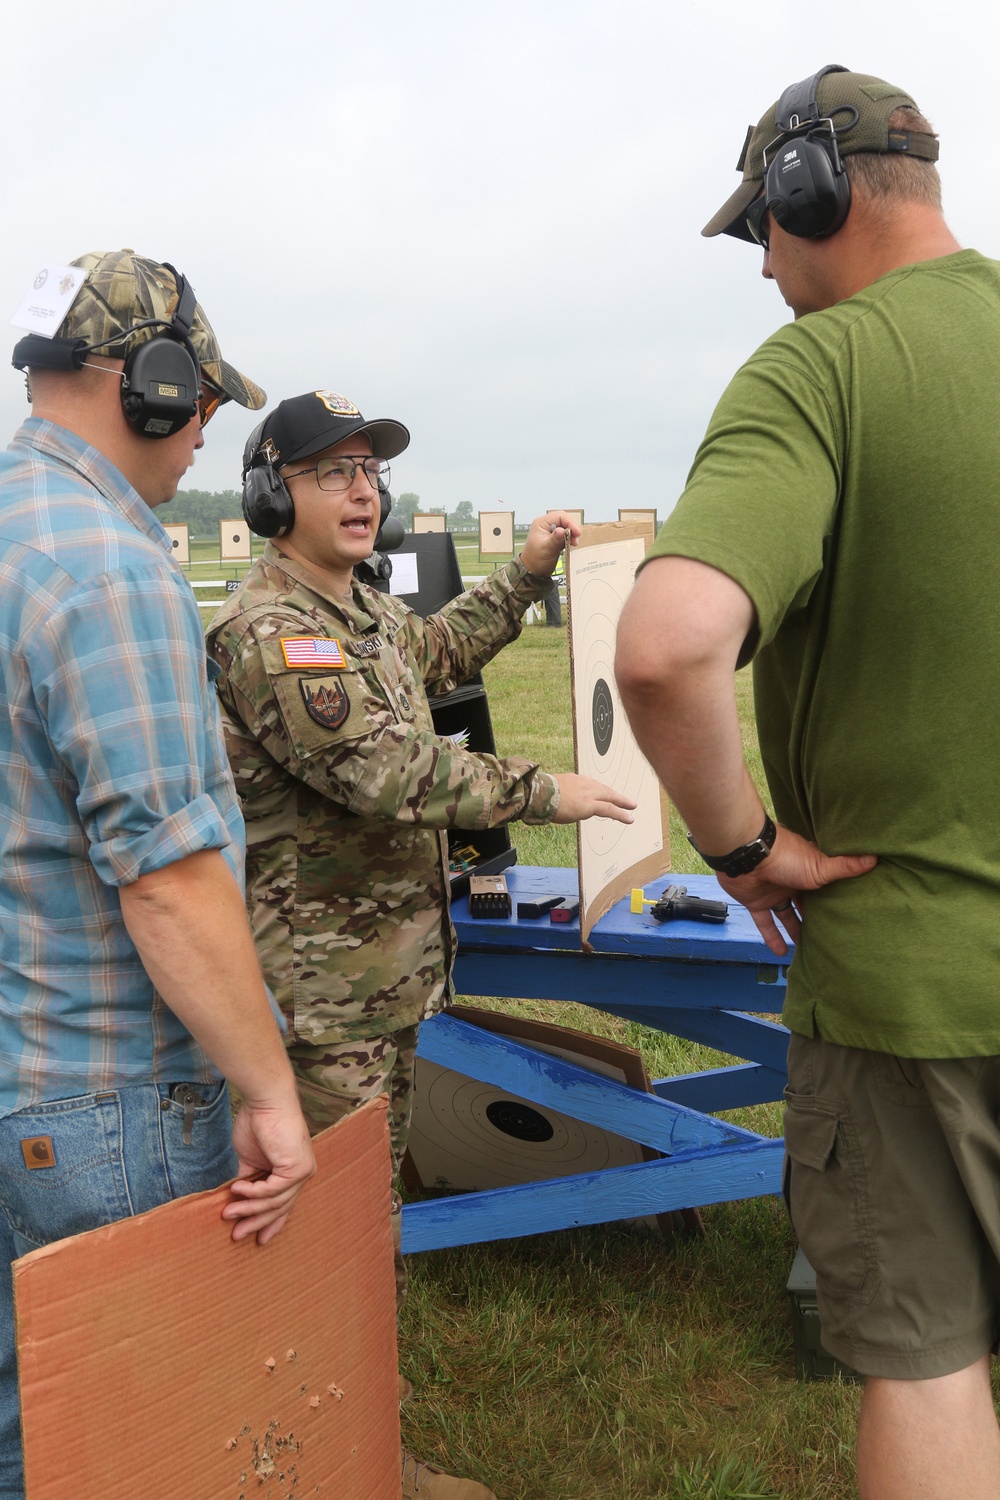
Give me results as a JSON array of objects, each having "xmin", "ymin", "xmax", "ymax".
[{"xmin": 21, "ymin": 1137, "xmax": 55, "ymax": 1169}]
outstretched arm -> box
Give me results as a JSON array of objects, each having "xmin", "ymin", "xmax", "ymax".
[
  {"xmin": 615, "ymin": 555, "xmax": 876, "ymax": 956},
  {"xmin": 119, "ymin": 848, "xmax": 315, "ymax": 1243}
]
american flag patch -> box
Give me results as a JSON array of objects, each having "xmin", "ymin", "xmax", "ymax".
[{"xmin": 280, "ymin": 637, "xmax": 347, "ymax": 669}]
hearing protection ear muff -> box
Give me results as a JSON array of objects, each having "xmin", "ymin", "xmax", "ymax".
[
  {"xmin": 763, "ymin": 64, "xmax": 853, "ymax": 240},
  {"xmin": 241, "ymin": 422, "xmax": 295, "ymax": 538},
  {"xmin": 11, "ymin": 264, "xmax": 202, "ymax": 439}
]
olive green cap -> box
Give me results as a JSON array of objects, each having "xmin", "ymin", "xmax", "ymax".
[
  {"xmin": 703, "ymin": 67, "xmax": 940, "ymax": 242},
  {"xmin": 58, "ymin": 249, "xmax": 266, "ymax": 409}
]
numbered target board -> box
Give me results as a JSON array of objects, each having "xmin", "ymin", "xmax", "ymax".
[
  {"xmin": 567, "ymin": 524, "xmax": 670, "ymax": 942},
  {"xmin": 412, "ymin": 512, "xmax": 447, "ymax": 534},
  {"xmin": 219, "ymin": 519, "xmax": 252, "ymax": 561},
  {"xmin": 478, "ymin": 510, "xmax": 514, "ymax": 556},
  {"xmin": 162, "ymin": 523, "xmax": 190, "ymax": 564}
]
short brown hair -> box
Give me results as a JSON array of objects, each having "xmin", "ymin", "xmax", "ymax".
[{"xmin": 846, "ymin": 107, "xmax": 942, "ymax": 209}]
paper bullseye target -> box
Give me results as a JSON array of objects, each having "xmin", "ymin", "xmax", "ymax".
[
  {"xmin": 479, "ymin": 510, "xmax": 514, "ymax": 555},
  {"xmin": 571, "ymin": 561, "xmax": 653, "ymax": 859},
  {"xmin": 567, "ymin": 532, "xmax": 668, "ymax": 937},
  {"xmin": 219, "ymin": 519, "xmax": 251, "ymax": 561},
  {"xmin": 401, "ymin": 1008, "xmax": 701, "ymax": 1235},
  {"xmin": 406, "ymin": 1064, "xmax": 640, "ymax": 1185}
]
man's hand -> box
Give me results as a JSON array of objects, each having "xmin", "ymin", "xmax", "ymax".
[
  {"xmin": 224, "ymin": 1092, "xmax": 316, "ymax": 1245},
  {"xmin": 718, "ymin": 824, "xmax": 877, "ymax": 957},
  {"xmin": 520, "ymin": 510, "xmax": 580, "ymax": 576},
  {"xmin": 119, "ymin": 849, "xmax": 317, "ymax": 1245},
  {"xmin": 551, "ymin": 772, "xmax": 637, "ymax": 824}
]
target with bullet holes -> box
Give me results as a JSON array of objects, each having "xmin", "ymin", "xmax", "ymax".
[
  {"xmin": 219, "ymin": 519, "xmax": 252, "ymax": 561},
  {"xmin": 478, "ymin": 510, "xmax": 514, "ymax": 555}
]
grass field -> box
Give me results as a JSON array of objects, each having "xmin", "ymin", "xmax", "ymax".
[{"xmin": 397, "ymin": 624, "xmax": 863, "ymax": 1500}]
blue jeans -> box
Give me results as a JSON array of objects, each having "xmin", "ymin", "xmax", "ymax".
[{"xmin": 0, "ymin": 1079, "xmax": 237, "ymax": 1499}]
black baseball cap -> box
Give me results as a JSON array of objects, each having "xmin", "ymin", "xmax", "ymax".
[{"xmin": 249, "ymin": 389, "xmax": 409, "ymax": 470}]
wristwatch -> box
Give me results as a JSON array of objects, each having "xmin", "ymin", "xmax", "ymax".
[{"xmin": 687, "ymin": 814, "xmax": 777, "ymax": 879}]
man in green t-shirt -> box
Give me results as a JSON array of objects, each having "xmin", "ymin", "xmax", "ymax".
[{"xmin": 616, "ymin": 67, "xmax": 1000, "ymax": 1498}]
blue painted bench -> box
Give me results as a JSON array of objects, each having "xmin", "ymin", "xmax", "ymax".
[{"xmin": 401, "ymin": 867, "xmax": 790, "ymax": 1252}]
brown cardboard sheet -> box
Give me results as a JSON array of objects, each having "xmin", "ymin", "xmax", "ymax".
[{"xmin": 15, "ymin": 1097, "xmax": 400, "ymax": 1500}]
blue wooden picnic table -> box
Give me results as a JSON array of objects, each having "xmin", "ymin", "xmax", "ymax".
[{"xmin": 400, "ymin": 867, "xmax": 790, "ymax": 1253}]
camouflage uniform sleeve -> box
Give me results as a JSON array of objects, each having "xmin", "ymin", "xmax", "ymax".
[
  {"xmin": 405, "ymin": 558, "xmax": 553, "ymax": 696},
  {"xmin": 217, "ymin": 609, "xmax": 560, "ymax": 831}
]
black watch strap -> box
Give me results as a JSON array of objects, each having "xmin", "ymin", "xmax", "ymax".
[{"xmin": 687, "ymin": 814, "xmax": 777, "ymax": 878}]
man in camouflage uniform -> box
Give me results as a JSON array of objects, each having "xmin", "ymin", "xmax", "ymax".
[{"xmin": 208, "ymin": 389, "xmax": 634, "ymax": 1500}]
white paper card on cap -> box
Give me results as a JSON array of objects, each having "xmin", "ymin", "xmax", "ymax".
[
  {"xmin": 389, "ymin": 553, "xmax": 419, "ymax": 596},
  {"xmin": 10, "ymin": 265, "xmax": 88, "ymax": 338}
]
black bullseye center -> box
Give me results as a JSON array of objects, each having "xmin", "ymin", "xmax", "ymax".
[
  {"xmin": 592, "ymin": 678, "xmax": 614, "ymax": 756},
  {"xmin": 485, "ymin": 1100, "xmax": 555, "ymax": 1142}
]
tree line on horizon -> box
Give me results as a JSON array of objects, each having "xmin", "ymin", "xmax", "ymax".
[{"xmin": 164, "ymin": 489, "xmax": 487, "ymax": 536}]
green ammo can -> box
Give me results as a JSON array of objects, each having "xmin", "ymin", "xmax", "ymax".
[{"xmin": 787, "ymin": 1247, "xmax": 862, "ymax": 1382}]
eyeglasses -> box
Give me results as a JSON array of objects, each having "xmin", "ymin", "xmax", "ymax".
[
  {"xmin": 284, "ymin": 455, "xmax": 390, "ymax": 492},
  {"xmin": 745, "ymin": 193, "xmax": 769, "ymax": 251},
  {"xmin": 198, "ymin": 381, "xmax": 224, "ymax": 427}
]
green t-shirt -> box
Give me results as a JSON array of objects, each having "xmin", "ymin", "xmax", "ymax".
[{"xmin": 648, "ymin": 249, "xmax": 1000, "ymax": 1057}]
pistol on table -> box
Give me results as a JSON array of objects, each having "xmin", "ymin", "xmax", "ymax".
[{"xmin": 650, "ymin": 884, "xmax": 729, "ymax": 924}]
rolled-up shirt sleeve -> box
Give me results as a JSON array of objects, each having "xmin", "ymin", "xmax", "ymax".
[{"xmin": 24, "ymin": 564, "xmax": 238, "ymax": 886}]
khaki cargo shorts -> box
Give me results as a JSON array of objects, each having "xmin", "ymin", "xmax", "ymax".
[{"xmin": 784, "ymin": 1031, "xmax": 1000, "ymax": 1379}]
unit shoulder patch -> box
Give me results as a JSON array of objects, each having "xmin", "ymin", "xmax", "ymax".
[{"xmin": 300, "ymin": 677, "xmax": 351, "ymax": 731}]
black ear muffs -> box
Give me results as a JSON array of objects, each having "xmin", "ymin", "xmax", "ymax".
[
  {"xmin": 118, "ymin": 266, "xmax": 201, "ymax": 438},
  {"xmin": 764, "ymin": 126, "xmax": 851, "ymax": 239},
  {"xmin": 763, "ymin": 63, "xmax": 852, "ymax": 240},
  {"xmin": 242, "ymin": 463, "xmax": 295, "ymax": 537},
  {"xmin": 241, "ymin": 420, "xmax": 295, "ymax": 537},
  {"xmin": 120, "ymin": 333, "xmax": 200, "ymax": 438}
]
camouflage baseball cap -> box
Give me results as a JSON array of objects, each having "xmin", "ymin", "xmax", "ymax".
[
  {"xmin": 54, "ymin": 250, "xmax": 265, "ymax": 409},
  {"xmin": 703, "ymin": 67, "xmax": 940, "ymax": 242}
]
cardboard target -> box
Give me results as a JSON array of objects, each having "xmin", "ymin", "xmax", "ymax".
[
  {"xmin": 568, "ymin": 524, "xmax": 670, "ymax": 942},
  {"xmin": 402, "ymin": 1006, "xmax": 700, "ymax": 1235},
  {"xmin": 162, "ymin": 523, "xmax": 190, "ymax": 564},
  {"xmin": 219, "ymin": 519, "xmax": 252, "ymax": 561},
  {"xmin": 478, "ymin": 510, "xmax": 514, "ymax": 555},
  {"xmin": 412, "ymin": 512, "xmax": 447, "ymax": 534},
  {"xmin": 547, "ymin": 508, "xmax": 584, "ymax": 528},
  {"xmin": 617, "ymin": 508, "xmax": 657, "ymax": 550}
]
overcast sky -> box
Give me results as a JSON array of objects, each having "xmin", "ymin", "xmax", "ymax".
[{"xmin": 3, "ymin": 0, "xmax": 998, "ymax": 523}]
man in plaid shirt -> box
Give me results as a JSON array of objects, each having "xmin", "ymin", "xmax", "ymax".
[{"xmin": 0, "ymin": 250, "xmax": 315, "ymax": 1499}]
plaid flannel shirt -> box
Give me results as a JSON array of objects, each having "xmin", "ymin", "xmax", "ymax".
[{"xmin": 0, "ymin": 419, "xmax": 244, "ymax": 1115}]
